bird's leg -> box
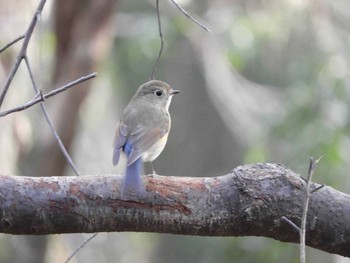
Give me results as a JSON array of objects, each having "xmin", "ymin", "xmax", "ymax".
[{"xmin": 150, "ymin": 162, "xmax": 158, "ymax": 177}]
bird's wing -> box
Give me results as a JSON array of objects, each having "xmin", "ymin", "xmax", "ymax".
[
  {"xmin": 126, "ymin": 119, "xmax": 170, "ymax": 166},
  {"xmin": 112, "ymin": 122, "xmax": 128, "ymax": 166}
]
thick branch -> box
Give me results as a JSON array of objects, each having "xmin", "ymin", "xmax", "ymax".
[{"xmin": 0, "ymin": 163, "xmax": 349, "ymax": 257}]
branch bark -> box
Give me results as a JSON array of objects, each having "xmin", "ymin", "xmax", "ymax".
[{"xmin": 0, "ymin": 163, "xmax": 349, "ymax": 257}]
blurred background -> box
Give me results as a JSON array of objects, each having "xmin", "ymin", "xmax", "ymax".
[{"xmin": 0, "ymin": 0, "xmax": 349, "ymax": 262}]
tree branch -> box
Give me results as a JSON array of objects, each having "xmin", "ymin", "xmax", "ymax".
[
  {"xmin": 0, "ymin": 0, "xmax": 47, "ymax": 108},
  {"xmin": 299, "ymin": 157, "xmax": 321, "ymax": 263},
  {"xmin": 24, "ymin": 56, "xmax": 81, "ymax": 177},
  {"xmin": 0, "ymin": 35, "xmax": 25, "ymax": 53},
  {"xmin": 169, "ymin": 0, "xmax": 210, "ymax": 32},
  {"xmin": 0, "ymin": 72, "xmax": 97, "ymax": 117},
  {"xmin": 0, "ymin": 163, "xmax": 349, "ymax": 257},
  {"xmin": 150, "ymin": 0, "xmax": 164, "ymax": 80}
]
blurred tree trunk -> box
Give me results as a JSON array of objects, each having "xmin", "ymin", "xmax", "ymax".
[
  {"xmin": 19, "ymin": 0, "xmax": 115, "ymax": 177},
  {"xmin": 9, "ymin": 1, "xmax": 116, "ymax": 263}
]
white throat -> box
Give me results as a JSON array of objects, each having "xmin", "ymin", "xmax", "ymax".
[{"xmin": 165, "ymin": 96, "xmax": 173, "ymax": 112}]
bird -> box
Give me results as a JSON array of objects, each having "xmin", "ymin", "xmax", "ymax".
[{"xmin": 113, "ymin": 80, "xmax": 180, "ymax": 197}]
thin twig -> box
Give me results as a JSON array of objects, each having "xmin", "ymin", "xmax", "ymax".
[
  {"xmin": 281, "ymin": 216, "xmax": 301, "ymax": 232},
  {"xmin": 24, "ymin": 56, "xmax": 81, "ymax": 177},
  {"xmin": 0, "ymin": 93, "xmax": 42, "ymax": 117},
  {"xmin": 0, "ymin": 73, "xmax": 97, "ymax": 117},
  {"xmin": 281, "ymin": 157, "xmax": 322, "ymax": 263},
  {"xmin": 311, "ymin": 184, "xmax": 325, "ymax": 194},
  {"xmin": 64, "ymin": 233, "xmax": 98, "ymax": 263},
  {"xmin": 300, "ymin": 156, "xmax": 321, "ymax": 263},
  {"xmin": 0, "ymin": 54, "xmax": 22, "ymax": 109},
  {"xmin": 0, "ymin": 0, "xmax": 47, "ymax": 109},
  {"xmin": 150, "ymin": 0, "xmax": 164, "ymax": 80},
  {"xmin": 169, "ymin": 0, "xmax": 211, "ymax": 32},
  {"xmin": 0, "ymin": 35, "xmax": 25, "ymax": 53},
  {"xmin": 45, "ymin": 73, "xmax": 97, "ymax": 98}
]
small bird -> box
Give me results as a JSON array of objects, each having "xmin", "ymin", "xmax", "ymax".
[{"xmin": 113, "ymin": 80, "xmax": 180, "ymax": 197}]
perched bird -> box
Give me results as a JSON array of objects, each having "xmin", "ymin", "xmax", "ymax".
[{"xmin": 113, "ymin": 80, "xmax": 180, "ymax": 197}]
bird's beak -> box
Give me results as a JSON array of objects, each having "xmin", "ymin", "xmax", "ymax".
[{"xmin": 170, "ymin": 90, "xmax": 180, "ymax": 96}]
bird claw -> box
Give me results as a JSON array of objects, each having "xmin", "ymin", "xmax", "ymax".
[{"xmin": 146, "ymin": 170, "xmax": 158, "ymax": 177}]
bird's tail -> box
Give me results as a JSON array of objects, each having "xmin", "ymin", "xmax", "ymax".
[{"xmin": 121, "ymin": 158, "xmax": 145, "ymax": 198}]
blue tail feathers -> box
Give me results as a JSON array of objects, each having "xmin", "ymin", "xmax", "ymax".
[
  {"xmin": 121, "ymin": 157, "xmax": 145, "ymax": 197},
  {"xmin": 121, "ymin": 140, "xmax": 145, "ymax": 198}
]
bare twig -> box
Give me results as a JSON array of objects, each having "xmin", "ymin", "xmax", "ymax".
[
  {"xmin": 149, "ymin": 0, "xmax": 210, "ymax": 80},
  {"xmin": 281, "ymin": 157, "xmax": 322, "ymax": 263},
  {"xmin": 0, "ymin": 72, "xmax": 97, "ymax": 117},
  {"xmin": 169, "ymin": 0, "xmax": 210, "ymax": 32},
  {"xmin": 24, "ymin": 56, "xmax": 81, "ymax": 177},
  {"xmin": 299, "ymin": 156, "xmax": 321, "ymax": 263},
  {"xmin": 45, "ymin": 73, "xmax": 97, "ymax": 98},
  {"xmin": 64, "ymin": 233, "xmax": 98, "ymax": 263},
  {"xmin": 0, "ymin": 0, "xmax": 47, "ymax": 109},
  {"xmin": 311, "ymin": 184, "xmax": 325, "ymax": 194},
  {"xmin": 281, "ymin": 216, "xmax": 301, "ymax": 232},
  {"xmin": 0, "ymin": 35, "xmax": 25, "ymax": 53},
  {"xmin": 150, "ymin": 0, "xmax": 164, "ymax": 80},
  {"xmin": 0, "ymin": 93, "xmax": 43, "ymax": 117}
]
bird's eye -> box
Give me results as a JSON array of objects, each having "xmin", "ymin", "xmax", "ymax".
[{"xmin": 155, "ymin": 90, "xmax": 163, "ymax": 97}]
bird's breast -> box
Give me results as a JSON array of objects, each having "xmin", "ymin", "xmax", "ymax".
[{"xmin": 141, "ymin": 133, "xmax": 169, "ymax": 162}]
